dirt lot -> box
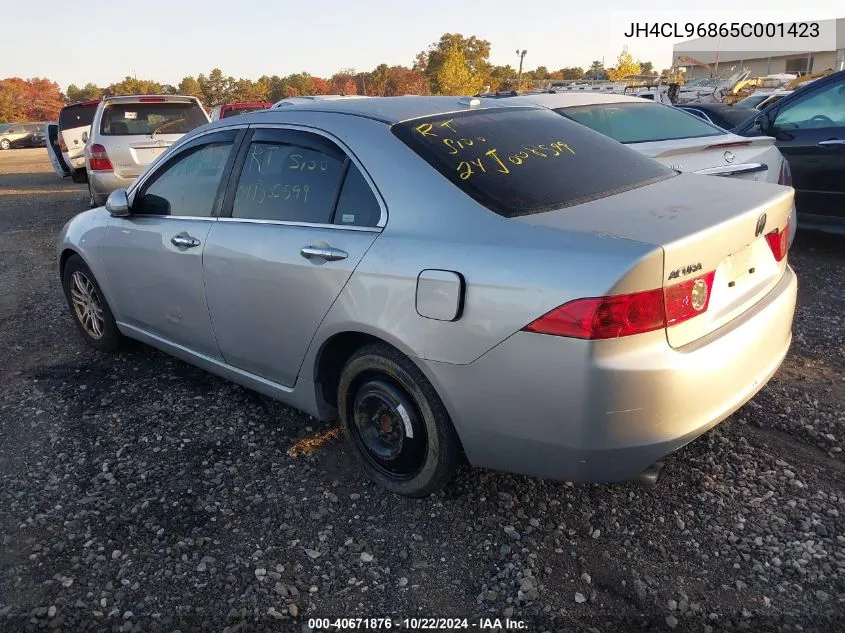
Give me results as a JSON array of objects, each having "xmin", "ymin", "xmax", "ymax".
[{"xmin": 0, "ymin": 148, "xmax": 843, "ymax": 633}]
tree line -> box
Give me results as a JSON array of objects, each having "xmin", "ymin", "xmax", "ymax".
[{"xmin": 1, "ymin": 35, "xmax": 656, "ymax": 123}]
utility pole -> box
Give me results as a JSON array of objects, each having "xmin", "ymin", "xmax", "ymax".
[{"xmin": 516, "ymin": 49, "xmax": 527, "ymax": 90}]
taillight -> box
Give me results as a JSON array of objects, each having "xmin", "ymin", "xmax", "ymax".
[
  {"xmin": 523, "ymin": 273, "xmax": 715, "ymax": 340},
  {"xmin": 765, "ymin": 219, "xmax": 790, "ymax": 262},
  {"xmin": 58, "ymin": 134, "xmax": 67, "ymax": 152},
  {"xmin": 704, "ymin": 141, "xmax": 751, "ymax": 150},
  {"xmin": 88, "ymin": 144, "xmax": 113, "ymax": 171},
  {"xmin": 138, "ymin": 97, "xmax": 166, "ymax": 102},
  {"xmin": 663, "ymin": 271, "xmax": 715, "ymax": 326},
  {"xmin": 777, "ymin": 159, "xmax": 792, "ymax": 186}
]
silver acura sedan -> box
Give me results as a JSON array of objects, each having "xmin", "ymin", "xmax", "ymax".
[{"xmin": 57, "ymin": 96, "xmax": 797, "ymax": 497}]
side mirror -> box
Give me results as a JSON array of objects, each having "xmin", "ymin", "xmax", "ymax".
[
  {"xmin": 81, "ymin": 130, "xmax": 88, "ymax": 143},
  {"xmin": 105, "ymin": 189, "xmax": 131, "ymax": 216},
  {"xmin": 754, "ymin": 112, "xmax": 773, "ymax": 134}
]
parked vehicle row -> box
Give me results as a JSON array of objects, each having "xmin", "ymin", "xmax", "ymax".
[
  {"xmin": 58, "ymin": 96, "xmax": 797, "ymax": 497},
  {"xmin": 0, "ymin": 122, "xmax": 47, "ymax": 150}
]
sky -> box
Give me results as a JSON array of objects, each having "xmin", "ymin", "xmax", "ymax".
[{"xmin": 1, "ymin": 0, "xmax": 841, "ymax": 90}]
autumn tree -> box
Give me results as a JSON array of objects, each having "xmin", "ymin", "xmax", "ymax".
[
  {"xmin": 329, "ymin": 69, "xmax": 357, "ymax": 95},
  {"xmin": 607, "ymin": 48, "xmax": 641, "ymax": 80},
  {"xmin": 433, "ymin": 45, "xmax": 483, "ymax": 96},
  {"xmin": 0, "ymin": 77, "xmax": 65, "ymax": 121},
  {"xmin": 383, "ymin": 66, "xmax": 429, "ymax": 96},
  {"xmin": 423, "ymin": 33, "xmax": 491, "ymax": 93},
  {"xmin": 66, "ymin": 82, "xmax": 102, "ymax": 103}
]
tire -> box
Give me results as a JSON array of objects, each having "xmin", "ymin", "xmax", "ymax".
[
  {"xmin": 0, "ymin": 138, "xmax": 10, "ymax": 150},
  {"xmin": 338, "ymin": 343, "xmax": 462, "ymax": 497},
  {"xmin": 61, "ymin": 254, "xmax": 124, "ymax": 352}
]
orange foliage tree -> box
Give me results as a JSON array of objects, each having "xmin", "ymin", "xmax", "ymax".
[{"xmin": 0, "ymin": 77, "xmax": 65, "ymax": 122}]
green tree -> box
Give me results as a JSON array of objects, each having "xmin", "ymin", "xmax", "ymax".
[
  {"xmin": 638, "ymin": 60, "xmax": 655, "ymax": 75},
  {"xmin": 434, "ymin": 45, "xmax": 483, "ymax": 96},
  {"xmin": 587, "ymin": 60, "xmax": 606, "ymax": 79},
  {"xmin": 607, "ymin": 48, "xmax": 641, "ymax": 81},
  {"xmin": 177, "ymin": 76, "xmax": 204, "ymax": 101},
  {"xmin": 66, "ymin": 82, "xmax": 102, "ymax": 103},
  {"xmin": 533, "ymin": 66, "xmax": 550, "ymax": 80},
  {"xmin": 198, "ymin": 68, "xmax": 231, "ymax": 106},
  {"xmin": 106, "ymin": 77, "xmax": 163, "ymax": 96}
]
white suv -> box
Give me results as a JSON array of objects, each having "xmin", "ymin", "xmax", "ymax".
[{"xmin": 85, "ymin": 95, "xmax": 210, "ymax": 206}]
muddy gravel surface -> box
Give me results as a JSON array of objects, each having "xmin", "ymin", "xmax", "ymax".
[{"xmin": 0, "ymin": 148, "xmax": 843, "ymax": 633}]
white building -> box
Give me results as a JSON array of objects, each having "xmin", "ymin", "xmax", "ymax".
[{"xmin": 673, "ymin": 18, "xmax": 845, "ymax": 79}]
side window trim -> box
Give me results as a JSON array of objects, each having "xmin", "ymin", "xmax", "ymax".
[
  {"xmin": 131, "ymin": 128, "xmax": 246, "ymax": 219},
  {"xmin": 218, "ymin": 124, "xmax": 386, "ymax": 230}
]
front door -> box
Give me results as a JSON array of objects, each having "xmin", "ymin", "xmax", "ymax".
[
  {"xmin": 101, "ymin": 129, "xmax": 242, "ymax": 358},
  {"xmin": 203, "ymin": 127, "xmax": 384, "ymax": 386},
  {"xmin": 770, "ymin": 75, "xmax": 845, "ymax": 222}
]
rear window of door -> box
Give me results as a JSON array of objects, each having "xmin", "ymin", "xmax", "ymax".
[
  {"xmin": 773, "ymin": 79, "xmax": 845, "ymax": 130},
  {"xmin": 101, "ymin": 101, "xmax": 207, "ymax": 136},
  {"xmin": 392, "ymin": 107, "xmax": 673, "ymax": 218},
  {"xmin": 230, "ymin": 131, "xmax": 382, "ymax": 227}
]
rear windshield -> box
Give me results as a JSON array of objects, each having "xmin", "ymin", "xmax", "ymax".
[
  {"xmin": 60, "ymin": 104, "xmax": 98, "ymax": 131},
  {"xmin": 558, "ymin": 102, "xmax": 722, "ymax": 144},
  {"xmin": 100, "ymin": 101, "xmax": 207, "ymax": 136},
  {"xmin": 221, "ymin": 105, "xmax": 267, "ymax": 118},
  {"xmin": 391, "ymin": 107, "xmax": 673, "ymax": 217}
]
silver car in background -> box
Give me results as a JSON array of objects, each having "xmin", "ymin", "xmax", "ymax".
[
  {"xmin": 57, "ymin": 97, "xmax": 796, "ymax": 497},
  {"xmin": 85, "ymin": 95, "xmax": 210, "ymax": 206}
]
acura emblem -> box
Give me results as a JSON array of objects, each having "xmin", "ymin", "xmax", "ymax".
[
  {"xmin": 724, "ymin": 150, "xmax": 735, "ymax": 164},
  {"xmin": 755, "ymin": 213, "xmax": 767, "ymax": 237}
]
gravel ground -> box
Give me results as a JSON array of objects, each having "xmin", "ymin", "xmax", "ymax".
[{"xmin": 0, "ymin": 148, "xmax": 843, "ymax": 633}]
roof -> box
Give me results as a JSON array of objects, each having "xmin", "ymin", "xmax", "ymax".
[
  {"xmin": 249, "ymin": 95, "xmax": 533, "ymax": 124},
  {"xmin": 478, "ymin": 92, "xmax": 645, "ymax": 108}
]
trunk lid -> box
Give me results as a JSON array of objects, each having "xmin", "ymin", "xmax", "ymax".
[
  {"xmin": 515, "ymin": 173, "xmax": 793, "ymax": 348},
  {"xmin": 635, "ymin": 134, "xmax": 777, "ymax": 183}
]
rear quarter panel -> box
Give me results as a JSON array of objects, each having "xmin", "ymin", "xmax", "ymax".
[{"xmin": 294, "ymin": 112, "xmax": 661, "ymax": 371}]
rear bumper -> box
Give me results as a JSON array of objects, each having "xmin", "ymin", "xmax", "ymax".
[
  {"xmin": 88, "ymin": 170, "xmax": 135, "ymax": 199},
  {"xmin": 420, "ymin": 265, "xmax": 797, "ymax": 483}
]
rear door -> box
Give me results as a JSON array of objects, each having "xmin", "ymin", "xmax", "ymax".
[
  {"xmin": 764, "ymin": 75, "xmax": 845, "ymax": 223},
  {"xmin": 45, "ymin": 123, "xmax": 71, "ymax": 177},
  {"xmin": 203, "ymin": 126, "xmax": 383, "ymax": 386},
  {"xmin": 99, "ymin": 97, "xmax": 211, "ymax": 179}
]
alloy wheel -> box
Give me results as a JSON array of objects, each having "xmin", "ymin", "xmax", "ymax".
[{"xmin": 69, "ymin": 271, "xmax": 105, "ymax": 339}]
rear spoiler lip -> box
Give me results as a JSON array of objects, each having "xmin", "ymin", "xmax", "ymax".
[
  {"xmin": 645, "ymin": 134, "xmax": 775, "ymax": 159},
  {"xmin": 693, "ymin": 163, "xmax": 768, "ymax": 177}
]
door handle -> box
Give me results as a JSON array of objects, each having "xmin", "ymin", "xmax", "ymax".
[
  {"xmin": 818, "ymin": 139, "xmax": 845, "ymax": 147},
  {"xmin": 171, "ymin": 233, "xmax": 201, "ymax": 248},
  {"xmin": 300, "ymin": 245, "xmax": 348, "ymax": 261}
]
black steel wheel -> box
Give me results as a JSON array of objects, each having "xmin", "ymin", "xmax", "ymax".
[{"xmin": 338, "ymin": 343, "xmax": 462, "ymax": 497}]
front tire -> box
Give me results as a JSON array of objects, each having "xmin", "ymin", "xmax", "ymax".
[
  {"xmin": 338, "ymin": 343, "xmax": 462, "ymax": 497},
  {"xmin": 0, "ymin": 138, "xmax": 10, "ymax": 150},
  {"xmin": 61, "ymin": 255, "xmax": 124, "ymax": 352}
]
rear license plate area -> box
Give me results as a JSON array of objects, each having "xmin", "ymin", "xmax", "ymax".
[{"xmin": 723, "ymin": 245, "xmax": 755, "ymax": 287}]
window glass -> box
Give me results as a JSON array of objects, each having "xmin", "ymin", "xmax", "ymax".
[
  {"xmin": 392, "ymin": 108, "xmax": 673, "ymax": 218},
  {"xmin": 560, "ymin": 103, "xmax": 722, "ymax": 143},
  {"xmin": 135, "ymin": 142, "xmax": 232, "ymax": 217},
  {"xmin": 774, "ymin": 80, "xmax": 845, "ymax": 130},
  {"xmin": 60, "ymin": 103, "xmax": 98, "ymax": 131},
  {"xmin": 100, "ymin": 101, "xmax": 207, "ymax": 136},
  {"xmin": 232, "ymin": 141, "xmax": 345, "ymax": 223},
  {"xmin": 333, "ymin": 164, "xmax": 381, "ymax": 227}
]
